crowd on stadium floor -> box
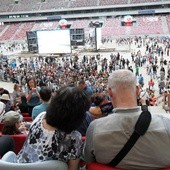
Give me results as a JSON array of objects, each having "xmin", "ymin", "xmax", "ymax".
[{"xmin": 0, "ymin": 35, "xmax": 170, "ymax": 169}]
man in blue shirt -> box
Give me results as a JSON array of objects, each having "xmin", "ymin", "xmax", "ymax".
[
  {"xmin": 32, "ymin": 87, "xmax": 52, "ymax": 120},
  {"xmin": 78, "ymin": 80, "xmax": 93, "ymax": 96}
]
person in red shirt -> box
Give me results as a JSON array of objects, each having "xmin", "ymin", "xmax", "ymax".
[{"xmin": 148, "ymin": 79, "xmax": 154, "ymax": 90}]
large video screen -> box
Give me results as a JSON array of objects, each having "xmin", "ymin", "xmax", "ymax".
[{"xmin": 37, "ymin": 29, "xmax": 71, "ymax": 54}]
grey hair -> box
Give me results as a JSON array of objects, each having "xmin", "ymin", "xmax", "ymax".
[{"xmin": 108, "ymin": 70, "xmax": 136, "ymax": 92}]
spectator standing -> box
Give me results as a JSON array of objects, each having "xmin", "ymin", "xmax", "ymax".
[
  {"xmin": 158, "ymin": 79, "xmax": 165, "ymax": 94},
  {"xmin": 138, "ymin": 74, "xmax": 144, "ymax": 87},
  {"xmin": 148, "ymin": 79, "xmax": 155, "ymax": 91},
  {"xmin": 152, "ymin": 64, "xmax": 158, "ymax": 79},
  {"xmin": 135, "ymin": 65, "xmax": 139, "ymax": 77}
]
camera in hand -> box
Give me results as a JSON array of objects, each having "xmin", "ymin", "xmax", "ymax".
[{"xmin": 100, "ymin": 102, "xmax": 113, "ymax": 116}]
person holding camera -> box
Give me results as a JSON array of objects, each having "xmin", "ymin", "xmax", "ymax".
[{"xmin": 25, "ymin": 78, "xmax": 41, "ymax": 116}]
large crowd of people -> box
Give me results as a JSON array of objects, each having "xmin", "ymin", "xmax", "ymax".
[{"xmin": 0, "ymin": 35, "xmax": 170, "ymax": 169}]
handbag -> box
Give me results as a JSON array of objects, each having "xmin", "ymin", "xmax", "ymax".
[{"xmin": 108, "ymin": 110, "xmax": 151, "ymax": 167}]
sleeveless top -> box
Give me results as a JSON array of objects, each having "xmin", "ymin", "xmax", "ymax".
[{"xmin": 17, "ymin": 112, "xmax": 83, "ymax": 163}]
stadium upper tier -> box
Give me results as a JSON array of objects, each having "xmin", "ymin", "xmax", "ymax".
[
  {"xmin": 0, "ymin": 15, "xmax": 169, "ymax": 41},
  {"xmin": 0, "ymin": 0, "xmax": 165, "ymax": 12}
]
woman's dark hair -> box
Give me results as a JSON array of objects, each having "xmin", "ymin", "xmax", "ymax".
[
  {"xmin": 46, "ymin": 86, "xmax": 91, "ymax": 133},
  {"xmin": 2, "ymin": 125, "xmax": 21, "ymax": 135}
]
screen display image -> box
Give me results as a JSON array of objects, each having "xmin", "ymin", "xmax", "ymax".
[{"xmin": 37, "ymin": 29, "xmax": 71, "ymax": 54}]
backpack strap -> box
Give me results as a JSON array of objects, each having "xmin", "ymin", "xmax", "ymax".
[{"xmin": 108, "ymin": 110, "xmax": 151, "ymax": 167}]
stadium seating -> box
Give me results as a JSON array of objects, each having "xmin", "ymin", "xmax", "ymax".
[
  {"xmin": 167, "ymin": 15, "xmax": 170, "ymax": 33},
  {"xmin": 11, "ymin": 134, "xmax": 27, "ymax": 154},
  {"xmin": 131, "ymin": 16, "xmax": 163, "ymax": 35},
  {"xmin": 0, "ymin": 23, "xmax": 21, "ymax": 41},
  {"xmin": 87, "ymin": 162, "xmax": 121, "ymax": 170},
  {"xmin": 99, "ymin": 0, "xmax": 128, "ymax": 6},
  {"xmin": 12, "ymin": 0, "xmax": 40, "ymax": 12},
  {"xmin": 102, "ymin": 18, "xmax": 127, "ymax": 36},
  {"xmin": 82, "ymin": 136, "xmax": 86, "ymax": 142},
  {"xmin": 31, "ymin": 21, "xmax": 58, "ymax": 31},
  {"xmin": 41, "ymin": 0, "xmax": 69, "ymax": 10},
  {"xmin": 69, "ymin": 0, "xmax": 98, "ymax": 8},
  {"xmin": 23, "ymin": 117, "xmax": 33, "ymax": 122},
  {"xmin": 87, "ymin": 162, "xmax": 170, "ymax": 170},
  {"xmin": 0, "ymin": 134, "xmax": 27, "ymax": 154},
  {"xmin": 22, "ymin": 113, "xmax": 30, "ymax": 117},
  {"xmin": 0, "ymin": 123, "xmax": 4, "ymax": 132},
  {"xmin": 0, "ymin": 0, "xmax": 14, "ymax": 12},
  {"xmin": 131, "ymin": 0, "xmax": 162, "ymax": 3},
  {"xmin": 0, "ymin": 15, "xmax": 167, "ymax": 41},
  {"xmin": 13, "ymin": 22, "xmax": 35, "ymax": 40},
  {"xmin": 0, "ymin": 0, "xmax": 165, "ymax": 12},
  {"xmin": 71, "ymin": 19, "xmax": 90, "ymax": 29}
]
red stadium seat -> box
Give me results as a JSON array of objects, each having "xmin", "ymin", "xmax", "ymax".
[
  {"xmin": 0, "ymin": 123, "xmax": 4, "ymax": 132},
  {"xmin": 79, "ymin": 160, "xmax": 86, "ymax": 168},
  {"xmin": 22, "ymin": 113, "xmax": 30, "ymax": 117},
  {"xmin": 87, "ymin": 162, "xmax": 121, "ymax": 170},
  {"xmin": 87, "ymin": 163, "xmax": 170, "ymax": 170},
  {"xmin": 82, "ymin": 136, "xmax": 86, "ymax": 142},
  {"xmin": 23, "ymin": 117, "xmax": 33, "ymax": 122},
  {"xmin": 11, "ymin": 134, "xmax": 27, "ymax": 154}
]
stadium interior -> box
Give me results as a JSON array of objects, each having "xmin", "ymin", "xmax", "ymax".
[{"xmin": 0, "ymin": 0, "xmax": 169, "ymax": 42}]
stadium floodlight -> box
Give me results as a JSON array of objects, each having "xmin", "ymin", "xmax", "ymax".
[{"xmin": 89, "ymin": 21, "xmax": 103, "ymax": 52}]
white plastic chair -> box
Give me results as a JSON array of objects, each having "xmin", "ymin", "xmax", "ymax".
[{"xmin": 0, "ymin": 151, "xmax": 68, "ymax": 170}]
